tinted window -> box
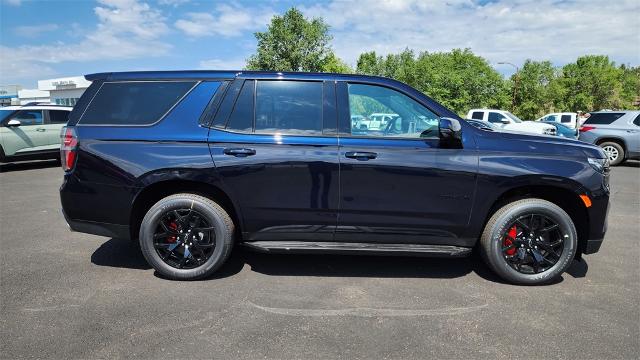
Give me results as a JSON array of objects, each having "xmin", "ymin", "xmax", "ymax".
[
  {"xmin": 12, "ymin": 110, "xmax": 44, "ymax": 125},
  {"xmin": 560, "ymin": 114, "xmax": 572, "ymax": 123},
  {"xmin": 49, "ymin": 110, "xmax": 69, "ymax": 124},
  {"xmin": 471, "ymin": 111, "xmax": 483, "ymax": 120},
  {"xmin": 584, "ymin": 113, "xmax": 624, "ymax": 125},
  {"xmin": 348, "ymin": 83, "xmax": 438, "ymax": 138},
  {"xmin": 81, "ymin": 81, "xmax": 195, "ymax": 125},
  {"xmin": 488, "ymin": 112, "xmax": 505, "ymax": 123},
  {"xmin": 226, "ymin": 80, "xmax": 254, "ymax": 132},
  {"xmin": 633, "ymin": 114, "xmax": 639, "ymax": 126},
  {"xmin": 255, "ymin": 81, "xmax": 323, "ymax": 135}
]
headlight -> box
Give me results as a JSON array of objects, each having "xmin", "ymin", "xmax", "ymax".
[{"xmin": 588, "ymin": 157, "xmax": 609, "ymax": 174}]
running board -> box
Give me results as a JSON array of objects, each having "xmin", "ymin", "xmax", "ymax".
[{"xmin": 242, "ymin": 241, "xmax": 472, "ymax": 258}]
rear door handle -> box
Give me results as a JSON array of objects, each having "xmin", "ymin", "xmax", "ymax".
[
  {"xmin": 223, "ymin": 148, "xmax": 256, "ymax": 157},
  {"xmin": 345, "ymin": 151, "xmax": 377, "ymax": 160}
]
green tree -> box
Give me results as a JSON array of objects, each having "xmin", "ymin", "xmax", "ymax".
[
  {"xmin": 321, "ymin": 52, "xmax": 352, "ymax": 73},
  {"xmin": 246, "ymin": 8, "xmax": 335, "ymax": 72},
  {"xmin": 510, "ymin": 60, "xmax": 560, "ymax": 120},
  {"xmin": 356, "ymin": 48, "xmax": 509, "ymax": 116},
  {"xmin": 559, "ymin": 55, "xmax": 627, "ymax": 111}
]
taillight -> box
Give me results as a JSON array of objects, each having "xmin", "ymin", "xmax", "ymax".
[
  {"xmin": 580, "ymin": 125, "xmax": 596, "ymax": 132},
  {"xmin": 60, "ymin": 126, "xmax": 78, "ymax": 171}
]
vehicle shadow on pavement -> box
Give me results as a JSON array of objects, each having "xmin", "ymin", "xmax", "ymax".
[
  {"xmin": 619, "ymin": 160, "xmax": 639, "ymax": 168},
  {"xmin": 91, "ymin": 238, "xmax": 588, "ymax": 284},
  {"xmin": 91, "ymin": 238, "xmax": 151, "ymax": 270},
  {"xmin": 0, "ymin": 159, "xmax": 60, "ymax": 172}
]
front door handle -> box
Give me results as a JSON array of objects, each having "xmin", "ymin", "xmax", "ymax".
[
  {"xmin": 35, "ymin": 128, "xmax": 46, "ymax": 132},
  {"xmin": 345, "ymin": 151, "xmax": 377, "ymax": 160},
  {"xmin": 223, "ymin": 148, "xmax": 256, "ymax": 157}
]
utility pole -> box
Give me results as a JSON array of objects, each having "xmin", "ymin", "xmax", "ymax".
[{"xmin": 498, "ymin": 62, "xmax": 519, "ymax": 110}]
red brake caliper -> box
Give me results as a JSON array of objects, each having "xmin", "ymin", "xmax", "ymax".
[
  {"xmin": 503, "ymin": 226, "xmax": 517, "ymax": 256},
  {"xmin": 167, "ymin": 222, "xmax": 178, "ymax": 243}
]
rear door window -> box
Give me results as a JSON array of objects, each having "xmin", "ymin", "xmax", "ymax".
[
  {"xmin": 583, "ymin": 113, "xmax": 624, "ymax": 125},
  {"xmin": 80, "ymin": 81, "xmax": 196, "ymax": 125},
  {"xmin": 560, "ymin": 114, "xmax": 572, "ymax": 123},
  {"xmin": 48, "ymin": 110, "xmax": 70, "ymax": 124},
  {"xmin": 471, "ymin": 111, "xmax": 483, "ymax": 120},
  {"xmin": 633, "ymin": 114, "xmax": 639, "ymax": 126},
  {"xmin": 255, "ymin": 80, "xmax": 323, "ymax": 135}
]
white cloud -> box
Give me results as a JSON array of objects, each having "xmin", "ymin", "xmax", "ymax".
[
  {"xmin": 198, "ymin": 58, "xmax": 246, "ymax": 70},
  {"xmin": 3, "ymin": 0, "xmax": 22, "ymax": 6},
  {"xmin": 175, "ymin": 4, "xmax": 275, "ymax": 37},
  {"xmin": 158, "ymin": 0, "xmax": 189, "ymax": 7},
  {"xmin": 14, "ymin": 24, "xmax": 59, "ymax": 38},
  {"xmin": 302, "ymin": 0, "xmax": 640, "ymax": 69},
  {"xmin": 1, "ymin": 0, "xmax": 171, "ymax": 84}
]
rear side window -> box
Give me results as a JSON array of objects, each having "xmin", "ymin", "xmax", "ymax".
[
  {"xmin": 49, "ymin": 110, "xmax": 69, "ymax": 124},
  {"xmin": 255, "ymin": 80, "xmax": 323, "ymax": 135},
  {"xmin": 80, "ymin": 81, "xmax": 195, "ymax": 125},
  {"xmin": 633, "ymin": 114, "xmax": 639, "ymax": 126},
  {"xmin": 226, "ymin": 80, "xmax": 255, "ymax": 132},
  {"xmin": 560, "ymin": 114, "xmax": 572, "ymax": 123},
  {"xmin": 471, "ymin": 111, "xmax": 483, "ymax": 120},
  {"xmin": 584, "ymin": 113, "xmax": 624, "ymax": 125}
]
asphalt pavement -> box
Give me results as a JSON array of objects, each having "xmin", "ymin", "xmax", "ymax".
[{"xmin": 1, "ymin": 159, "xmax": 639, "ymax": 359}]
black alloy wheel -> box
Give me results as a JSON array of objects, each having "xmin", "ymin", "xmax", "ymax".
[
  {"xmin": 501, "ymin": 214, "xmax": 565, "ymax": 274},
  {"xmin": 153, "ymin": 208, "xmax": 216, "ymax": 269}
]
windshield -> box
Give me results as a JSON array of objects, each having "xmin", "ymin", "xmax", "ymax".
[
  {"xmin": 0, "ymin": 109, "xmax": 16, "ymax": 122},
  {"xmin": 504, "ymin": 111, "xmax": 523, "ymax": 123}
]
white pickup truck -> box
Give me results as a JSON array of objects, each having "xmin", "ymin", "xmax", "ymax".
[{"xmin": 466, "ymin": 109, "xmax": 556, "ymax": 136}]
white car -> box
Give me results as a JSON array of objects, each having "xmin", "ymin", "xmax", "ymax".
[
  {"xmin": 466, "ymin": 109, "xmax": 556, "ymax": 136},
  {"xmin": 535, "ymin": 112, "xmax": 578, "ymax": 129}
]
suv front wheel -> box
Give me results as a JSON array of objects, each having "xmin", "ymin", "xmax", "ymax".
[
  {"xmin": 480, "ymin": 199, "xmax": 577, "ymax": 285},
  {"xmin": 139, "ymin": 193, "xmax": 234, "ymax": 280}
]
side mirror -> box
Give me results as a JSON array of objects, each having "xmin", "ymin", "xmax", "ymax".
[
  {"xmin": 500, "ymin": 118, "xmax": 510, "ymax": 124},
  {"xmin": 6, "ymin": 119, "xmax": 21, "ymax": 127},
  {"xmin": 439, "ymin": 117, "xmax": 462, "ymax": 148}
]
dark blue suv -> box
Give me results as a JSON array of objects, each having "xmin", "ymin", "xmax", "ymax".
[{"xmin": 60, "ymin": 71, "xmax": 610, "ymax": 284}]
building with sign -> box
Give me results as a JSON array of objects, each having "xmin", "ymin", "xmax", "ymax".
[
  {"xmin": 17, "ymin": 89, "xmax": 50, "ymax": 105},
  {"xmin": 0, "ymin": 85, "xmax": 21, "ymax": 107},
  {"xmin": 37, "ymin": 76, "xmax": 92, "ymax": 106}
]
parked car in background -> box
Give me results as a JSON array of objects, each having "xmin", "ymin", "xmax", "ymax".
[
  {"xmin": 536, "ymin": 112, "xmax": 578, "ymax": 129},
  {"xmin": 465, "ymin": 119, "xmax": 498, "ymax": 131},
  {"xmin": 59, "ymin": 70, "xmax": 610, "ymax": 285},
  {"xmin": 579, "ymin": 110, "xmax": 640, "ymax": 165},
  {"xmin": 541, "ymin": 121, "xmax": 579, "ymax": 138},
  {"xmin": 0, "ymin": 103, "xmax": 72, "ymax": 162},
  {"xmin": 466, "ymin": 109, "xmax": 556, "ymax": 136}
]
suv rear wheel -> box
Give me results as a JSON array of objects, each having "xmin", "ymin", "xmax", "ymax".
[
  {"xmin": 139, "ymin": 193, "xmax": 234, "ymax": 280},
  {"xmin": 599, "ymin": 141, "xmax": 625, "ymax": 166},
  {"xmin": 480, "ymin": 199, "xmax": 577, "ymax": 285}
]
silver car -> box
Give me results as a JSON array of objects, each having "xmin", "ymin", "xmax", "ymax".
[{"xmin": 579, "ymin": 111, "xmax": 640, "ymax": 165}]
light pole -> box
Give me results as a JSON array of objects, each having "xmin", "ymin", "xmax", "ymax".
[{"xmin": 498, "ymin": 62, "xmax": 519, "ymax": 110}]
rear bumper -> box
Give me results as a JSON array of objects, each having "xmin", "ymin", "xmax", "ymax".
[{"xmin": 62, "ymin": 208, "xmax": 131, "ymax": 239}]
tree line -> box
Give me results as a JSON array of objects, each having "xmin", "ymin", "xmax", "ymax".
[{"xmin": 246, "ymin": 8, "xmax": 640, "ymax": 119}]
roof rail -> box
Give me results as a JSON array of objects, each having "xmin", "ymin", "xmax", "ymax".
[{"xmin": 21, "ymin": 102, "xmax": 65, "ymax": 107}]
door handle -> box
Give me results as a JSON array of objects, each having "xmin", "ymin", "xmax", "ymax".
[
  {"xmin": 345, "ymin": 151, "xmax": 377, "ymax": 160},
  {"xmin": 223, "ymin": 148, "xmax": 256, "ymax": 157},
  {"xmin": 36, "ymin": 128, "xmax": 46, "ymax": 132}
]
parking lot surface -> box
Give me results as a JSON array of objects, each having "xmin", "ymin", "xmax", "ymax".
[{"xmin": 1, "ymin": 160, "xmax": 639, "ymax": 359}]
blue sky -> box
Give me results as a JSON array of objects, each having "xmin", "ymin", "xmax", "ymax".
[{"xmin": 1, "ymin": 0, "xmax": 639, "ymax": 88}]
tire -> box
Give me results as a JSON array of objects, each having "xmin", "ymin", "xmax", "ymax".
[
  {"xmin": 480, "ymin": 198, "xmax": 577, "ymax": 285},
  {"xmin": 139, "ymin": 193, "xmax": 234, "ymax": 280},
  {"xmin": 599, "ymin": 141, "xmax": 625, "ymax": 166}
]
